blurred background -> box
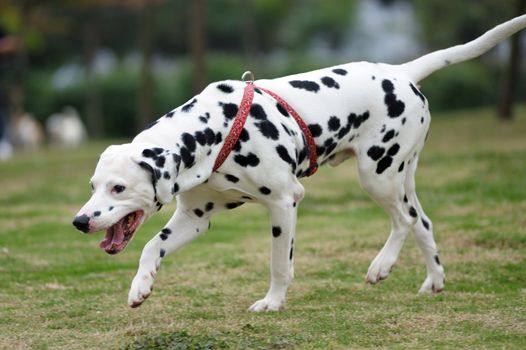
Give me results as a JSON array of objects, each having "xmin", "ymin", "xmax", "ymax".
[{"xmin": 0, "ymin": 0, "xmax": 524, "ymax": 158}]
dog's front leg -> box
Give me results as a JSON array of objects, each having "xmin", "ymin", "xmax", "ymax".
[
  {"xmin": 128, "ymin": 207, "xmax": 209, "ymax": 307},
  {"xmin": 249, "ymin": 199, "xmax": 298, "ymax": 312}
]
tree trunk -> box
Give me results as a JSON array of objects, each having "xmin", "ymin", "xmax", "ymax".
[
  {"xmin": 497, "ymin": 0, "xmax": 525, "ymax": 121},
  {"xmin": 138, "ymin": 0, "xmax": 155, "ymax": 132},
  {"xmin": 83, "ymin": 13, "xmax": 102, "ymax": 138},
  {"xmin": 189, "ymin": 0, "xmax": 207, "ymax": 94},
  {"xmin": 11, "ymin": 0, "xmax": 30, "ymax": 117}
]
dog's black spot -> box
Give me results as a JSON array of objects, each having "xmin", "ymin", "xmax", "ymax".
[
  {"xmin": 272, "ymin": 226, "xmax": 282, "ymax": 238},
  {"xmin": 434, "ymin": 255, "xmax": 441, "ymax": 265},
  {"xmin": 160, "ymin": 249, "xmax": 166, "ymax": 258},
  {"xmin": 409, "ymin": 206, "xmax": 418, "ymax": 218},
  {"xmin": 402, "ymin": 117, "xmax": 406, "ymax": 125},
  {"xmin": 316, "ymin": 145, "xmax": 326, "ymax": 157},
  {"xmin": 215, "ymin": 132, "xmax": 222, "ymax": 145},
  {"xmin": 382, "ymin": 80, "xmax": 405, "ymax": 118},
  {"xmin": 382, "ymin": 129, "xmax": 396, "ymax": 143},
  {"xmin": 221, "ymin": 103, "xmax": 238, "ymax": 120},
  {"xmin": 172, "ymin": 183, "xmax": 179, "ymax": 194},
  {"xmin": 421, "ymin": 117, "xmax": 424, "ymax": 124},
  {"xmin": 153, "ymin": 148, "xmax": 163, "ymax": 155},
  {"xmin": 160, "ymin": 228, "xmax": 172, "ymax": 240},
  {"xmin": 308, "ymin": 124, "xmax": 323, "ymax": 138},
  {"xmin": 289, "ymin": 239, "xmax": 294, "ymax": 260},
  {"xmin": 387, "ymin": 143, "xmax": 400, "ymax": 156},
  {"xmin": 234, "ymin": 153, "xmax": 260, "ymax": 167},
  {"xmin": 163, "ymin": 171, "xmax": 170, "ymax": 180},
  {"xmin": 180, "ymin": 147, "xmax": 195, "ymax": 168},
  {"xmin": 398, "ymin": 161, "xmax": 405, "ymax": 172},
  {"xmin": 250, "ymin": 104, "xmax": 267, "ymax": 120},
  {"xmin": 193, "ymin": 208, "xmax": 204, "ymax": 217},
  {"xmin": 259, "ymin": 186, "xmax": 271, "ymax": 195},
  {"xmin": 376, "ymin": 156, "xmax": 393, "ymax": 174},
  {"xmin": 203, "ymin": 128, "xmax": 216, "ymax": 146},
  {"xmin": 182, "ymin": 98, "xmax": 197, "ymax": 112},
  {"xmin": 410, "ymin": 83, "xmax": 426, "ymax": 103},
  {"xmin": 332, "ymin": 68, "xmax": 347, "ymax": 76},
  {"xmin": 142, "ymin": 149, "xmax": 156, "ymax": 158},
  {"xmin": 372, "ymin": 76, "xmax": 376, "ymax": 80},
  {"xmin": 217, "ymin": 83, "xmax": 234, "ymax": 93},
  {"xmin": 153, "ymin": 167, "xmax": 162, "ymax": 180},
  {"xmin": 205, "ymin": 202, "xmax": 214, "ymax": 212},
  {"xmin": 276, "ymin": 103, "xmax": 289, "ymax": 117},
  {"xmin": 337, "ymin": 124, "xmax": 351, "ymax": 140},
  {"xmin": 328, "ymin": 116, "xmax": 341, "ymax": 132},
  {"xmin": 226, "ymin": 202, "xmax": 244, "ymax": 209},
  {"xmin": 239, "ymin": 128, "xmax": 250, "ymax": 142},
  {"xmin": 324, "ymin": 138, "xmax": 337, "ymax": 156},
  {"xmin": 276, "ymin": 145, "xmax": 295, "ymax": 168},
  {"xmin": 289, "ymin": 80, "xmax": 320, "ymax": 92},
  {"xmin": 93, "ymin": 211, "xmax": 101, "ymax": 217},
  {"xmin": 351, "ymin": 111, "xmax": 370, "ymax": 129},
  {"xmin": 281, "ymin": 123, "xmax": 292, "ymax": 136},
  {"xmin": 108, "ymin": 206, "xmax": 114, "ymax": 211},
  {"xmin": 181, "ymin": 133, "xmax": 197, "ymax": 152},
  {"xmin": 367, "ymin": 145, "xmax": 385, "ymax": 161},
  {"xmin": 315, "ymin": 145, "xmax": 325, "ymax": 157},
  {"xmin": 255, "ymin": 120, "xmax": 280, "ymax": 140},
  {"xmin": 297, "ymin": 147, "xmax": 308, "ymax": 164},
  {"xmin": 321, "ymin": 76, "xmax": 340, "ymax": 89},
  {"xmin": 225, "ymin": 174, "xmax": 239, "ymax": 183},
  {"xmin": 422, "ymin": 218, "xmax": 430, "ymax": 230},
  {"xmin": 194, "ymin": 131, "xmax": 206, "ymax": 146},
  {"xmin": 166, "ymin": 111, "xmax": 175, "ymax": 118},
  {"xmin": 199, "ymin": 116, "xmax": 208, "ymax": 124},
  {"xmin": 403, "ymin": 195, "xmax": 408, "ymax": 203},
  {"xmin": 155, "ymin": 156, "xmax": 166, "ymax": 168}
]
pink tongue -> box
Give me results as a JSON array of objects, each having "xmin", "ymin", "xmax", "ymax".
[{"xmin": 99, "ymin": 219, "xmax": 125, "ymax": 250}]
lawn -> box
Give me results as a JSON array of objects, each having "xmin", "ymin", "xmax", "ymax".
[{"xmin": 0, "ymin": 107, "xmax": 525, "ymax": 349}]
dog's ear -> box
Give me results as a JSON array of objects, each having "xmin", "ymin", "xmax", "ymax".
[{"xmin": 132, "ymin": 146, "xmax": 181, "ymax": 204}]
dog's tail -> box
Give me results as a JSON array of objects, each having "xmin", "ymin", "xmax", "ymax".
[{"xmin": 399, "ymin": 14, "xmax": 526, "ymax": 83}]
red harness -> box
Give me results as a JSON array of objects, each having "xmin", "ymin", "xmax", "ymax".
[{"xmin": 212, "ymin": 82, "xmax": 318, "ymax": 176}]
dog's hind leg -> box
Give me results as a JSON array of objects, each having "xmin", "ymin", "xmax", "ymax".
[
  {"xmin": 128, "ymin": 187, "xmax": 229, "ymax": 308},
  {"xmin": 249, "ymin": 182, "xmax": 304, "ymax": 312},
  {"xmin": 404, "ymin": 158, "xmax": 445, "ymax": 293},
  {"xmin": 358, "ymin": 156, "xmax": 415, "ymax": 284}
]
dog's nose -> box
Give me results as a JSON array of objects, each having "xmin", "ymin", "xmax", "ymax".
[{"xmin": 72, "ymin": 214, "xmax": 91, "ymax": 233}]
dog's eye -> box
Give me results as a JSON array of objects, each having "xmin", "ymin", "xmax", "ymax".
[{"xmin": 112, "ymin": 185, "xmax": 126, "ymax": 194}]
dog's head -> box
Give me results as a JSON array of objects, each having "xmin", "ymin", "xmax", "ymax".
[{"xmin": 72, "ymin": 142, "xmax": 180, "ymax": 254}]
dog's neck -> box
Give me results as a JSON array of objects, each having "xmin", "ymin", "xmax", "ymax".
[{"xmin": 134, "ymin": 107, "xmax": 231, "ymax": 196}]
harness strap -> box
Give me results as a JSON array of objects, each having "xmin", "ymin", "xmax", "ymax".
[
  {"xmin": 213, "ymin": 82, "xmax": 318, "ymax": 176},
  {"xmin": 213, "ymin": 82, "xmax": 255, "ymax": 172}
]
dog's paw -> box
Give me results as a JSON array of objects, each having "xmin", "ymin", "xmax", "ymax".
[
  {"xmin": 248, "ymin": 297, "xmax": 284, "ymax": 312},
  {"xmin": 365, "ymin": 255, "xmax": 395, "ymax": 284},
  {"xmin": 418, "ymin": 271, "xmax": 445, "ymax": 294},
  {"xmin": 128, "ymin": 271, "xmax": 155, "ymax": 308}
]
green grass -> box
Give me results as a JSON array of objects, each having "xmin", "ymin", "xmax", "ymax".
[{"xmin": 1, "ymin": 107, "xmax": 525, "ymax": 349}]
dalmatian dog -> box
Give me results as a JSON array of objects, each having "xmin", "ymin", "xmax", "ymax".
[{"xmin": 73, "ymin": 16, "xmax": 526, "ymax": 311}]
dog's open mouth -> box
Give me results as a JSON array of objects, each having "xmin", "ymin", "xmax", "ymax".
[{"xmin": 99, "ymin": 210, "xmax": 144, "ymax": 254}]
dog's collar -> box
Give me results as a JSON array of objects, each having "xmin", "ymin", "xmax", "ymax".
[{"xmin": 213, "ymin": 74, "xmax": 318, "ymax": 176}]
